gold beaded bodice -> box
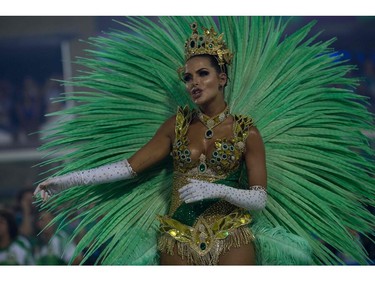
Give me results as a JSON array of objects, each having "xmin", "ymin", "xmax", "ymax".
[
  {"xmin": 171, "ymin": 106, "xmax": 253, "ymax": 176},
  {"xmin": 158, "ymin": 106, "xmax": 255, "ymax": 263},
  {"xmin": 169, "ymin": 106, "xmax": 253, "ymax": 215}
]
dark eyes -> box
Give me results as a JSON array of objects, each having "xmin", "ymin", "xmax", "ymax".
[
  {"xmin": 199, "ymin": 70, "xmax": 209, "ymax": 77},
  {"xmin": 183, "ymin": 74, "xmax": 192, "ymax": 82},
  {"xmin": 183, "ymin": 70, "xmax": 209, "ymax": 83}
]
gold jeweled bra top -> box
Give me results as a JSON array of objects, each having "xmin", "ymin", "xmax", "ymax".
[
  {"xmin": 169, "ymin": 106, "xmax": 253, "ymax": 215},
  {"xmin": 171, "ymin": 106, "xmax": 253, "ymax": 176}
]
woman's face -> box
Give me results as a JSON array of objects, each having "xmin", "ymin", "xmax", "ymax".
[{"xmin": 183, "ymin": 56, "xmax": 227, "ymax": 106}]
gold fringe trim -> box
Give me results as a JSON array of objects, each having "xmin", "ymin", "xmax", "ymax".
[{"xmin": 158, "ymin": 226, "xmax": 254, "ymax": 265}]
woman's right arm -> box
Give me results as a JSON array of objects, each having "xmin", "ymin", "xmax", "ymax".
[
  {"xmin": 128, "ymin": 115, "xmax": 175, "ymax": 173},
  {"xmin": 34, "ymin": 115, "xmax": 176, "ymax": 201}
]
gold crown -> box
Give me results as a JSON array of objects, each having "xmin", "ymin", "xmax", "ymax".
[{"xmin": 184, "ymin": 22, "xmax": 233, "ymax": 66}]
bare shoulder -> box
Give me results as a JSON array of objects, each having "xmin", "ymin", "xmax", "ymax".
[
  {"xmin": 161, "ymin": 114, "xmax": 176, "ymax": 131},
  {"xmin": 164, "ymin": 114, "xmax": 176, "ymax": 127},
  {"xmin": 248, "ymin": 126, "xmax": 262, "ymax": 139},
  {"xmin": 156, "ymin": 114, "xmax": 176, "ymax": 139},
  {"xmin": 245, "ymin": 126, "xmax": 265, "ymax": 149}
]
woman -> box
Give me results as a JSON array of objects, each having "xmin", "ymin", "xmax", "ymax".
[
  {"xmin": 34, "ymin": 17, "xmax": 375, "ymax": 265},
  {"xmin": 35, "ymin": 24, "xmax": 268, "ymax": 265},
  {"xmin": 141, "ymin": 52, "xmax": 267, "ymax": 265}
]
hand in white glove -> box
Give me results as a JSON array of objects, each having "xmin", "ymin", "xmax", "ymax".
[
  {"xmin": 34, "ymin": 159, "xmax": 136, "ymax": 201},
  {"xmin": 179, "ymin": 179, "xmax": 267, "ymax": 210}
]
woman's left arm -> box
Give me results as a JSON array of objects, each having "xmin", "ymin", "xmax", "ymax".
[{"xmin": 244, "ymin": 126, "xmax": 267, "ymax": 189}]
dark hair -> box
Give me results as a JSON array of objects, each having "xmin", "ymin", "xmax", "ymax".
[{"xmin": 0, "ymin": 209, "xmax": 18, "ymax": 240}]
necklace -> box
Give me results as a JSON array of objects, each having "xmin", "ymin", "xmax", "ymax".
[{"xmin": 197, "ymin": 105, "xmax": 230, "ymax": 139}]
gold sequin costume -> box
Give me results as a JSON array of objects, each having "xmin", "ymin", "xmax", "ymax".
[{"xmin": 157, "ymin": 106, "xmax": 256, "ymax": 265}]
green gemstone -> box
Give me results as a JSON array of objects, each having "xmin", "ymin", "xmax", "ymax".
[
  {"xmin": 199, "ymin": 163, "xmax": 206, "ymax": 172},
  {"xmin": 205, "ymin": 129, "xmax": 213, "ymax": 139},
  {"xmin": 200, "ymin": 242, "xmax": 207, "ymax": 250}
]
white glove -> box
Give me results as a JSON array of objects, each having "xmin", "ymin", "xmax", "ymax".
[
  {"xmin": 179, "ymin": 179, "xmax": 267, "ymax": 210},
  {"xmin": 34, "ymin": 159, "xmax": 136, "ymax": 201}
]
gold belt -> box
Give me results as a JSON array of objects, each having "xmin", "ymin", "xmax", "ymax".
[{"xmin": 157, "ymin": 210, "xmax": 253, "ymax": 256}]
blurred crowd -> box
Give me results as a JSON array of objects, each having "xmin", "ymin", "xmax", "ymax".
[
  {"xmin": 0, "ymin": 188, "xmax": 104, "ymax": 265},
  {"xmin": 0, "ymin": 74, "xmax": 65, "ymax": 147}
]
